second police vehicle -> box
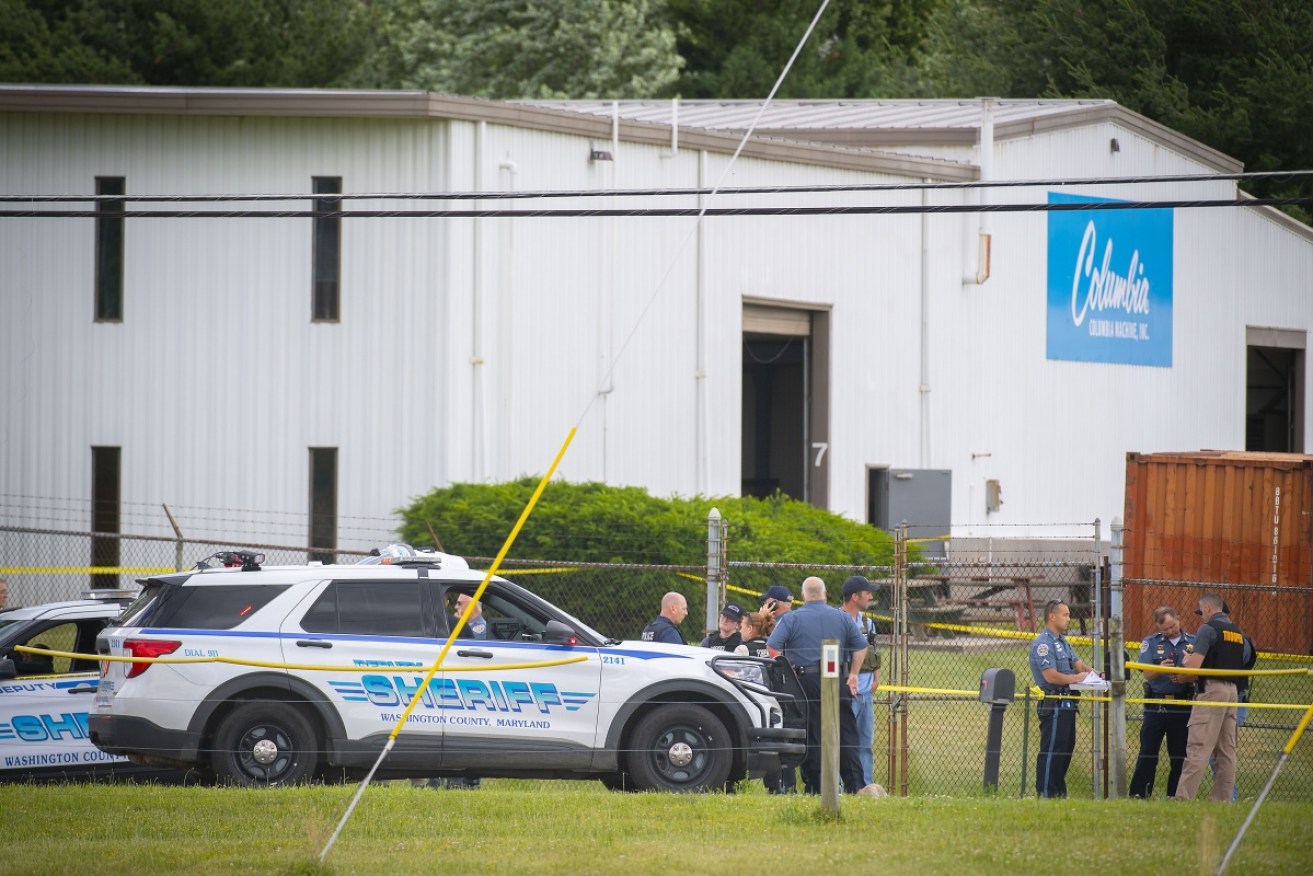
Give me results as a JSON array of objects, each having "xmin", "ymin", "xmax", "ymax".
[{"xmin": 90, "ymin": 548, "xmax": 805, "ymax": 789}]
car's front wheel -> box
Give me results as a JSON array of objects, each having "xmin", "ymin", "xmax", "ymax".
[
  {"xmin": 625, "ymin": 703, "xmax": 732, "ymax": 792},
  {"xmin": 209, "ymin": 701, "xmax": 319, "ymax": 787}
]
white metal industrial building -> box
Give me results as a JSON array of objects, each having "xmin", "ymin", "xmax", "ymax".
[{"xmin": 1, "ymin": 86, "xmax": 1309, "ymax": 556}]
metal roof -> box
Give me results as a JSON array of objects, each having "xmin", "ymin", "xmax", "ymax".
[
  {"xmin": 522, "ymin": 98, "xmax": 1241, "ymax": 172},
  {"xmin": 0, "ymin": 84, "xmax": 979, "ymax": 181},
  {"xmin": 0, "ymin": 86, "xmax": 1242, "ymax": 176},
  {"xmin": 523, "ymin": 98, "xmax": 1116, "ymax": 132}
]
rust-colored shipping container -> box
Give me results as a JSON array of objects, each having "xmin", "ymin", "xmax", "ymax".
[{"xmin": 1123, "ymin": 451, "xmax": 1313, "ymax": 655}]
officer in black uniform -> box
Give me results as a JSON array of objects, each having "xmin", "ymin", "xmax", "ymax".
[
  {"xmin": 640, "ymin": 592, "xmax": 688, "ymax": 645},
  {"xmin": 1173, "ymin": 593, "xmax": 1250, "ymax": 801},
  {"xmin": 1128, "ymin": 606, "xmax": 1194, "ymax": 798},
  {"xmin": 700, "ymin": 603, "xmax": 744, "ymax": 650}
]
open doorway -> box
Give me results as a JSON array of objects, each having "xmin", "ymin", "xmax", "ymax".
[
  {"xmin": 741, "ymin": 302, "xmax": 829, "ymax": 507},
  {"xmin": 1246, "ymin": 327, "xmax": 1306, "ymax": 452}
]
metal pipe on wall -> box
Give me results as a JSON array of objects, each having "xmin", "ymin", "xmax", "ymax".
[
  {"xmin": 971, "ymin": 97, "xmax": 994, "ymax": 285},
  {"xmin": 696, "ymin": 149, "xmax": 710, "ymax": 494},
  {"xmin": 919, "ymin": 180, "xmax": 931, "ymax": 468},
  {"xmin": 472, "ymin": 121, "xmax": 486, "ymax": 481},
  {"xmin": 497, "ymin": 155, "xmax": 518, "ymax": 478}
]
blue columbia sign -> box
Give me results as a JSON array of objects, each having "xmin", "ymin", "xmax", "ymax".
[{"xmin": 1046, "ymin": 192, "xmax": 1173, "ymax": 366}]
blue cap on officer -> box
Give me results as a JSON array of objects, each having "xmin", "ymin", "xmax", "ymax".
[{"xmin": 842, "ymin": 575, "xmax": 878, "ymax": 599}]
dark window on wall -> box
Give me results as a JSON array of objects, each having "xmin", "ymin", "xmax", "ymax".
[
  {"xmin": 91, "ymin": 446, "xmax": 121, "ymax": 589},
  {"xmin": 95, "ymin": 177, "xmax": 125, "ymax": 321},
  {"xmin": 312, "ymin": 177, "xmax": 342, "ymax": 321},
  {"xmin": 309, "ymin": 447, "xmax": 338, "ymax": 564}
]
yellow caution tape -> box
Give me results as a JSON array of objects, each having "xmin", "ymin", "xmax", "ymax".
[
  {"xmin": 13, "ymin": 644, "xmax": 588, "ymax": 674},
  {"xmin": 1125, "ymin": 661, "xmax": 1311, "ymax": 677}
]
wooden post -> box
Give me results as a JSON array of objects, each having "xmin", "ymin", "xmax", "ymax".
[{"xmin": 821, "ymin": 639, "xmax": 840, "ymax": 815}]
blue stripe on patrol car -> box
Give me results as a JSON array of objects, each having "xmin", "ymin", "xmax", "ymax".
[
  {"xmin": 327, "ymin": 681, "xmax": 369, "ymax": 702},
  {"xmin": 559, "ymin": 691, "xmax": 597, "ymax": 711}
]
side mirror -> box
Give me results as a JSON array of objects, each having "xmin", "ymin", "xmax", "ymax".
[
  {"xmin": 0, "ymin": 657, "xmax": 15, "ymax": 680},
  {"xmin": 543, "ymin": 620, "xmax": 579, "ymax": 646}
]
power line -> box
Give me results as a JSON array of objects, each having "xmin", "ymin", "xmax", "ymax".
[
  {"xmin": 3, "ymin": 196, "xmax": 1310, "ymax": 220},
  {"xmin": 2, "ymin": 168, "xmax": 1311, "ymax": 203}
]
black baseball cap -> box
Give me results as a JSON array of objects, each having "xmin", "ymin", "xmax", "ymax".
[
  {"xmin": 842, "ymin": 575, "xmax": 878, "ymax": 598},
  {"xmin": 721, "ymin": 602, "xmax": 744, "ymax": 622}
]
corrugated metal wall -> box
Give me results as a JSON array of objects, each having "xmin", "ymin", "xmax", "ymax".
[{"xmin": 2, "ymin": 105, "xmax": 1311, "ymax": 557}]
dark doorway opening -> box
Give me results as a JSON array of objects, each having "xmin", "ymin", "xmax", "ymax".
[
  {"xmin": 91, "ymin": 446, "xmax": 121, "ymax": 590},
  {"xmin": 1246, "ymin": 345, "xmax": 1304, "ymax": 452},
  {"xmin": 742, "ymin": 335, "xmax": 806, "ymax": 500}
]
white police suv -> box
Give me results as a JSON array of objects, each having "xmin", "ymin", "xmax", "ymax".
[
  {"xmin": 0, "ymin": 592, "xmax": 181, "ymax": 781},
  {"xmin": 90, "ymin": 549, "xmax": 804, "ymax": 789}
]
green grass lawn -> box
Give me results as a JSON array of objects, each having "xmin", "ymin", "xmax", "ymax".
[{"xmin": 1, "ymin": 780, "xmax": 1310, "ymax": 875}]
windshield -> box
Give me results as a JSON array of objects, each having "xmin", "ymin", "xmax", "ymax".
[
  {"xmin": 468, "ymin": 575, "xmax": 608, "ymax": 645},
  {"xmin": 0, "ymin": 618, "xmax": 28, "ymax": 642}
]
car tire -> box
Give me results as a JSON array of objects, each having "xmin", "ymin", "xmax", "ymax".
[
  {"xmin": 209, "ymin": 701, "xmax": 319, "ymax": 787},
  {"xmin": 625, "ymin": 703, "xmax": 732, "ymax": 792}
]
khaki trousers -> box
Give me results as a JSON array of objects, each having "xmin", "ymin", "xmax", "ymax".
[{"xmin": 1174, "ymin": 680, "xmax": 1237, "ymax": 801}]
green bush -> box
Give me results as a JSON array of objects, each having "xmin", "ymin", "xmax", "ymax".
[{"xmin": 395, "ymin": 479, "xmax": 911, "ymax": 638}]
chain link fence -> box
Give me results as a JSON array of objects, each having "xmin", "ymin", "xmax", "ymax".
[{"xmin": 1, "ymin": 518, "xmax": 1309, "ymax": 801}]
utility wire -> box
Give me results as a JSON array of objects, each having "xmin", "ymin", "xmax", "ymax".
[
  {"xmin": 5, "ymin": 196, "xmax": 1310, "ymax": 220},
  {"xmin": 573, "ymin": 0, "xmax": 835, "ymax": 428},
  {"xmin": 3, "ymin": 168, "xmax": 1312, "ymax": 203}
]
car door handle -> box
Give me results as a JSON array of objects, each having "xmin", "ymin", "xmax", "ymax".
[
  {"xmin": 67, "ymin": 686, "xmax": 98, "ymax": 694},
  {"xmin": 296, "ymin": 640, "xmax": 333, "ymax": 649},
  {"xmin": 456, "ymin": 649, "xmax": 494, "ymax": 659}
]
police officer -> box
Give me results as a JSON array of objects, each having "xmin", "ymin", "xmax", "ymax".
[
  {"xmin": 455, "ymin": 593, "xmax": 488, "ymax": 640},
  {"xmin": 1173, "ymin": 592, "xmax": 1249, "ymax": 801},
  {"xmin": 1029, "ymin": 598, "xmax": 1096, "ymax": 798},
  {"xmin": 700, "ymin": 603, "xmax": 744, "ymax": 650},
  {"xmin": 1128, "ymin": 606, "xmax": 1194, "ymax": 798},
  {"xmin": 840, "ymin": 575, "xmax": 881, "ymax": 788},
  {"xmin": 641, "ymin": 592, "xmax": 688, "ymax": 645},
  {"xmin": 766, "ymin": 576, "xmax": 867, "ymax": 795}
]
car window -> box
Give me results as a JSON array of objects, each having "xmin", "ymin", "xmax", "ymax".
[
  {"xmin": 139, "ymin": 584, "xmax": 291, "ymax": 631},
  {"xmin": 5, "ymin": 621, "xmax": 75, "ymax": 675},
  {"xmin": 443, "ymin": 585, "xmax": 552, "ymax": 642},
  {"xmin": 300, "ymin": 581, "xmax": 428, "ymax": 637}
]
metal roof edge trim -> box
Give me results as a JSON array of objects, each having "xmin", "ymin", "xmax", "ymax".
[
  {"xmin": 0, "ymin": 85, "xmax": 977, "ymax": 182},
  {"xmin": 996, "ymin": 104, "xmax": 1243, "ymax": 174},
  {"xmin": 1237, "ymin": 190, "xmax": 1313, "ymax": 245}
]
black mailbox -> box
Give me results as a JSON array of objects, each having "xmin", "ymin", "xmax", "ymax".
[
  {"xmin": 979, "ymin": 667, "xmax": 1015, "ymax": 704},
  {"xmin": 979, "ymin": 667, "xmax": 1015, "ymax": 792}
]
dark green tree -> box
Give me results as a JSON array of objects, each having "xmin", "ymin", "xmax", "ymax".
[
  {"xmin": 919, "ymin": 0, "xmax": 1313, "ymax": 219},
  {"xmin": 350, "ymin": 0, "xmax": 682, "ymax": 99},
  {"xmin": 0, "ymin": 0, "xmax": 371, "ymax": 86},
  {"xmin": 666, "ymin": 0, "xmax": 947, "ymax": 98}
]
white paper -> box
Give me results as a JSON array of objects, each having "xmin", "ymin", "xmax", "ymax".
[{"xmin": 1071, "ymin": 671, "xmax": 1110, "ymax": 691}]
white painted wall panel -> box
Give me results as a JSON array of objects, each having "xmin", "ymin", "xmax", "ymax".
[{"xmin": 2, "ymin": 101, "xmax": 1310, "ymax": 558}]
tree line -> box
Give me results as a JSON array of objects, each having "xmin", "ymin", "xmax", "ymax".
[{"xmin": 3, "ymin": 1, "xmax": 1309, "ymax": 215}]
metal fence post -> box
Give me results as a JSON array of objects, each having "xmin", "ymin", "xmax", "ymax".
[
  {"xmin": 821, "ymin": 640, "xmax": 841, "ymax": 815},
  {"xmin": 1109, "ymin": 517, "xmax": 1127, "ymax": 799},
  {"xmin": 162, "ymin": 503, "xmax": 185, "ymax": 572},
  {"xmin": 1091, "ymin": 517, "xmax": 1103, "ymax": 797},
  {"xmin": 706, "ymin": 507, "xmax": 721, "ymax": 637}
]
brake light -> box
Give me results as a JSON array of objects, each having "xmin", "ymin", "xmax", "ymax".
[{"xmin": 124, "ymin": 639, "xmax": 181, "ymax": 678}]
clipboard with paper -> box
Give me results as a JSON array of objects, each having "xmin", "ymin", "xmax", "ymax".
[{"xmin": 1071, "ymin": 671, "xmax": 1110, "ymax": 691}]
